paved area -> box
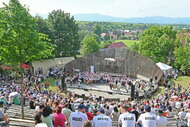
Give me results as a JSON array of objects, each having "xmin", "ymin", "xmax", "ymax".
[{"xmin": 67, "ymin": 83, "xmax": 132, "ymax": 101}]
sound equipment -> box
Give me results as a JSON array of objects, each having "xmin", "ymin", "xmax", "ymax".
[
  {"xmin": 131, "ymin": 84, "xmax": 135, "ymax": 101},
  {"xmin": 62, "ymin": 74, "xmax": 66, "ymax": 91},
  {"xmin": 155, "ymin": 76, "xmax": 157, "ymax": 80},
  {"xmin": 84, "ymin": 89, "xmax": 88, "ymax": 91},
  {"xmin": 108, "ymin": 92, "xmax": 113, "ymax": 94},
  {"xmin": 150, "ymin": 78, "xmax": 153, "ymax": 83}
]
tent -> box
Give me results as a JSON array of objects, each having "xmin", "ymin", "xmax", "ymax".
[{"xmin": 156, "ymin": 62, "xmax": 173, "ymax": 74}]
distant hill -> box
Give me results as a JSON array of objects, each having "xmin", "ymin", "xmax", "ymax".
[
  {"xmin": 73, "ymin": 13, "xmax": 190, "ymax": 24},
  {"xmin": 33, "ymin": 13, "xmax": 190, "ymax": 24}
]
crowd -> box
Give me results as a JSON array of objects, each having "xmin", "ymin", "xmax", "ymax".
[{"xmin": 0, "ymin": 67, "xmax": 189, "ymax": 127}]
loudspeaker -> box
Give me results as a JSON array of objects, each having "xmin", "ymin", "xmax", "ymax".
[
  {"xmin": 84, "ymin": 89, "xmax": 88, "ymax": 91},
  {"xmin": 155, "ymin": 76, "xmax": 157, "ymax": 80},
  {"xmin": 108, "ymin": 92, "xmax": 113, "ymax": 94},
  {"xmin": 62, "ymin": 74, "xmax": 66, "ymax": 90},
  {"xmin": 131, "ymin": 84, "xmax": 135, "ymax": 100},
  {"xmin": 150, "ymin": 78, "xmax": 153, "ymax": 83}
]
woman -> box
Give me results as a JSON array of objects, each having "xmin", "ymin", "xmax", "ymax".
[
  {"xmin": 110, "ymin": 107, "xmax": 120, "ymax": 121},
  {"xmin": 42, "ymin": 106, "xmax": 53, "ymax": 127},
  {"xmin": 53, "ymin": 106, "xmax": 66, "ymax": 127}
]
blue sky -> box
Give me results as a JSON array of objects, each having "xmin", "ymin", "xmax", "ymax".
[{"xmin": 0, "ymin": 0, "xmax": 190, "ymax": 17}]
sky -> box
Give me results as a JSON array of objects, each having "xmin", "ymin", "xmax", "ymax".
[{"xmin": 0, "ymin": 0, "xmax": 190, "ymax": 18}]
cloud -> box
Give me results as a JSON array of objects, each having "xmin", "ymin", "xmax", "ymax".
[{"xmin": 0, "ymin": 0, "xmax": 190, "ymax": 17}]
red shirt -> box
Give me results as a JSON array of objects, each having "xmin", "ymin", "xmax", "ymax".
[
  {"xmin": 86, "ymin": 112, "xmax": 94, "ymax": 121},
  {"xmin": 53, "ymin": 113, "xmax": 66, "ymax": 127}
]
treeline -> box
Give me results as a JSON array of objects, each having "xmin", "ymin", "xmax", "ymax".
[{"xmin": 132, "ymin": 26, "xmax": 190, "ymax": 74}]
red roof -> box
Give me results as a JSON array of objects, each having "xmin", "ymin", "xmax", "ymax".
[{"xmin": 105, "ymin": 42, "xmax": 127, "ymax": 48}]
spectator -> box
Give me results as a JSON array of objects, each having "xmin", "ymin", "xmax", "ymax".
[
  {"xmin": 118, "ymin": 105, "xmax": 136, "ymax": 127},
  {"xmin": 42, "ymin": 106, "xmax": 53, "ymax": 127},
  {"xmin": 53, "ymin": 106, "xmax": 66, "ymax": 127},
  {"xmin": 137, "ymin": 105, "xmax": 157, "ymax": 127},
  {"xmin": 69, "ymin": 104, "xmax": 88, "ymax": 127},
  {"xmin": 93, "ymin": 108, "xmax": 112, "ymax": 127},
  {"xmin": 62, "ymin": 103, "xmax": 72, "ymax": 121},
  {"xmin": 157, "ymin": 109, "xmax": 167, "ymax": 127},
  {"xmin": 83, "ymin": 120, "xmax": 92, "ymax": 127},
  {"xmin": 110, "ymin": 107, "xmax": 120, "ymax": 121}
]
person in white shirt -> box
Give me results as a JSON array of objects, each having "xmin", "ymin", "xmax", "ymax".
[
  {"xmin": 118, "ymin": 105, "xmax": 136, "ymax": 127},
  {"xmin": 178, "ymin": 109, "xmax": 187, "ymax": 120},
  {"xmin": 157, "ymin": 109, "xmax": 167, "ymax": 127},
  {"xmin": 185, "ymin": 110, "xmax": 190, "ymax": 127},
  {"xmin": 93, "ymin": 108, "xmax": 112, "ymax": 127},
  {"xmin": 69, "ymin": 104, "xmax": 88, "ymax": 127},
  {"xmin": 137, "ymin": 105, "xmax": 157, "ymax": 127}
]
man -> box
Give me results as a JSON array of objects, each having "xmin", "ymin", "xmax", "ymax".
[
  {"xmin": 34, "ymin": 105, "xmax": 45, "ymax": 125},
  {"xmin": 0, "ymin": 101, "xmax": 9, "ymax": 126},
  {"xmin": 69, "ymin": 104, "xmax": 88, "ymax": 127},
  {"xmin": 185, "ymin": 109, "xmax": 190, "ymax": 127},
  {"xmin": 93, "ymin": 108, "xmax": 112, "ymax": 127},
  {"xmin": 131, "ymin": 105, "xmax": 139, "ymax": 122},
  {"xmin": 62, "ymin": 103, "xmax": 72, "ymax": 121},
  {"xmin": 137, "ymin": 105, "xmax": 157, "ymax": 127},
  {"xmin": 157, "ymin": 109, "xmax": 167, "ymax": 127},
  {"xmin": 178, "ymin": 108, "xmax": 187, "ymax": 120},
  {"xmin": 118, "ymin": 105, "xmax": 136, "ymax": 127}
]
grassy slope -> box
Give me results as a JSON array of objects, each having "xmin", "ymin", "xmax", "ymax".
[
  {"xmin": 174, "ymin": 76, "xmax": 190, "ymax": 88},
  {"xmin": 115, "ymin": 40, "xmax": 140, "ymax": 47}
]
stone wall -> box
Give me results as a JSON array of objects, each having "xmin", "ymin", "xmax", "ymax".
[{"xmin": 65, "ymin": 48, "xmax": 163, "ymax": 83}]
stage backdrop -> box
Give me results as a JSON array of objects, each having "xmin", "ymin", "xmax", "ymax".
[{"xmin": 65, "ymin": 48, "xmax": 163, "ymax": 83}]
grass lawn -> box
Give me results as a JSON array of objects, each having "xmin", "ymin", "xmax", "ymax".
[
  {"xmin": 115, "ymin": 40, "xmax": 140, "ymax": 47},
  {"xmin": 42, "ymin": 78, "xmax": 59, "ymax": 92},
  {"xmin": 174, "ymin": 76, "xmax": 190, "ymax": 89}
]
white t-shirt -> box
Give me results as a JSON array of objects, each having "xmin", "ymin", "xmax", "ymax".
[
  {"xmin": 93, "ymin": 114, "xmax": 112, "ymax": 127},
  {"xmin": 157, "ymin": 115, "xmax": 167, "ymax": 127},
  {"xmin": 118, "ymin": 112, "xmax": 136, "ymax": 127},
  {"xmin": 138, "ymin": 112, "xmax": 157, "ymax": 127},
  {"xmin": 178, "ymin": 111, "xmax": 187, "ymax": 120},
  {"xmin": 185, "ymin": 113, "xmax": 190, "ymax": 126},
  {"xmin": 175, "ymin": 101, "xmax": 182, "ymax": 109},
  {"xmin": 69, "ymin": 111, "xmax": 88, "ymax": 127}
]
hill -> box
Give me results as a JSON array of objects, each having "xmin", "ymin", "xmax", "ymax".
[{"xmin": 73, "ymin": 13, "xmax": 190, "ymax": 24}]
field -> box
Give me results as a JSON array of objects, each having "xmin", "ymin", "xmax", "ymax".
[
  {"xmin": 115, "ymin": 40, "xmax": 140, "ymax": 47},
  {"xmin": 174, "ymin": 76, "xmax": 190, "ymax": 88}
]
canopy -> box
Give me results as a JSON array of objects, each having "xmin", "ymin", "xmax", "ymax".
[
  {"xmin": 156, "ymin": 62, "xmax": 173, "ymax": 74},
  {"xmin": 104, "ymin": 58, "xmax": 116, "ymax": 62},
  {"xmin": 22, "ymin": 64, "xmax": 31, "ymax": 68}
]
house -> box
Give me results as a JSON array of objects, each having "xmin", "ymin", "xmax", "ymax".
[
  {"xmin": 101, "ymin": 33, "xmax": 107, "ymax": 37},
  {"xmin": 105, "ymin": 42, "xmax": 127, "ymax": 48}
]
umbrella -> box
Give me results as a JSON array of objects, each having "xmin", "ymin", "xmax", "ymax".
[
  {"xmin": 22, "ymin": 64, "xmax": 31, "ymax": 68},
  {"xmin": 9, "ymin": 92, "xmax": 19, "ymax": 97}
]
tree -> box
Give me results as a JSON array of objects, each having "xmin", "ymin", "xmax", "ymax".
[
  {"xmin": 174, "ymin": 36, "xmax": 190, "ymax": 74},
  {"xmin": 92, "ymin": 24, "xmax": 102, "ymax": 37},
  {"xmin": 80, "ymin": 34, "xmax": 100, "ymax": 55},
  {"xmin": 133, "ymin": 26, "xmax": 177, "ymax": 64},
  {"xmin": 0, "ymin": 0, "xmax": 54, "ymax": 118},
  {"xmin": 48, "ymin": 10, "xmax": 80, "ymax": 57}
]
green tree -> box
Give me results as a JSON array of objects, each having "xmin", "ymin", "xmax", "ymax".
[
  {"xmin": 174, "ymin": 37, "xmax": 190, "ymax": 74},
  {"xmin": 48, "ymin": 10, "xmax": 79, "ymax": 57},
  {"xmin": 80, "ymin": 34, "xmax": 100, "ymax": 55},
  {"xmin": 134, "ymin": 26, "xmax": 177, "ymax": 64},
  {"xmin": 92, "ymin": 24, "xmax": 102, "ymax": 37},
  {"xmin": 0, "ymin": 0, "xmax": 54, "ymax": 118}
]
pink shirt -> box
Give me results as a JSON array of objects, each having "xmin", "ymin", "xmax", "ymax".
[{"xmin": 53, "ymin": 113, "xmax": 66, "ymax": 127}]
